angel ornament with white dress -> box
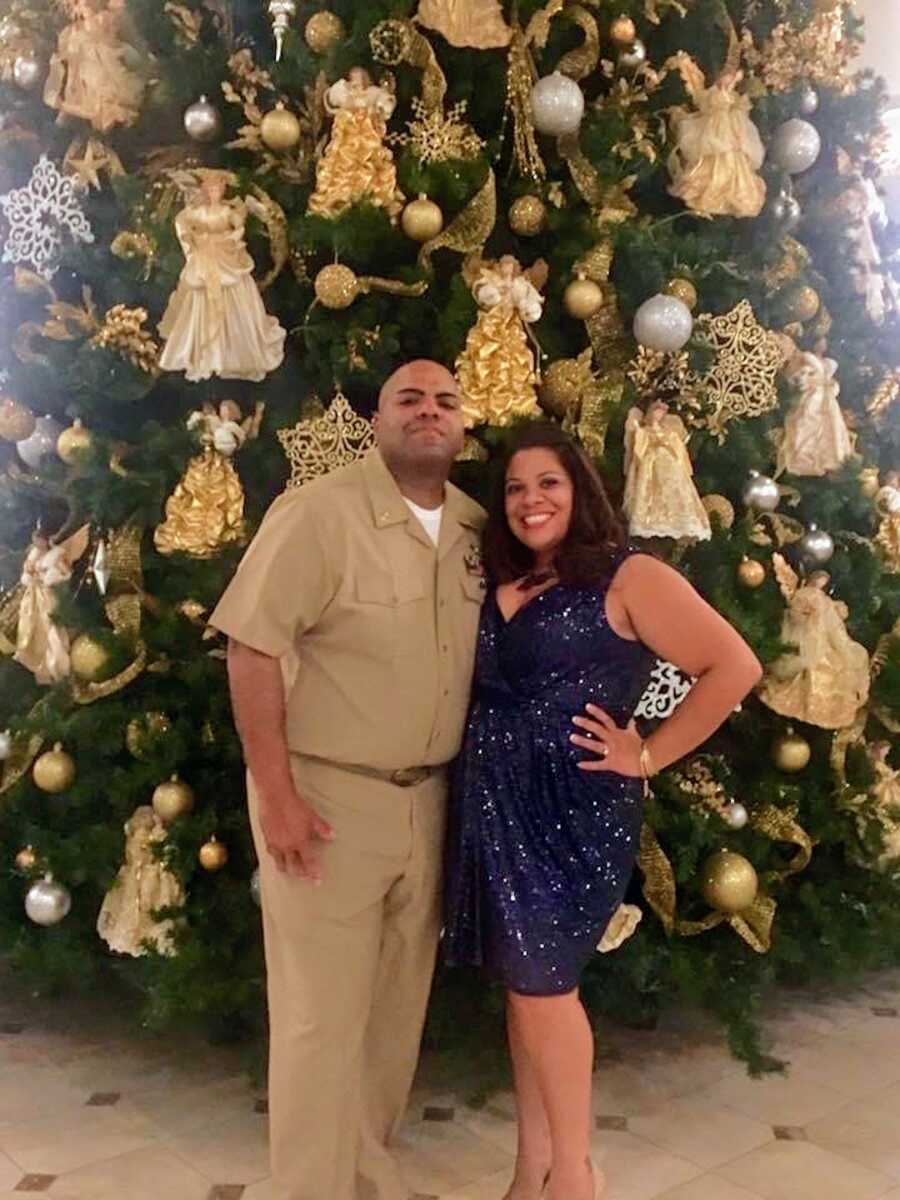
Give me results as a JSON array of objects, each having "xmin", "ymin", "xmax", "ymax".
[
  {"xmin": 830, "ymin": 150, "xmax": 898, "ymax": 325},
  {"xmin": 776, "ymin": 350, "xmax": 854, "ymax": 478},
  {"xmin": 13, "ymin": 525, "xmax": 90, "ymax": 684},
  {"xmin": 97, "ymin": 806, "xmax": 184, "ymax": 957},
  {"xmin": 667, "ymin": 64, "xmax": 766, "ymax": 219},
  {"xmin": 622, "ymin": 402, "xmax": 711, "ymax": 540},
  {"xmin": 307, "ymin": 68, "xmax": 404, "ymax": 220}
]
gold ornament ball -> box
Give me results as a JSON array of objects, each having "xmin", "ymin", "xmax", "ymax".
[
  {"xmin": 859, "ymin": 467, "xmax": 880, "ymax": 499},
  {"xmin": 785, "ymin": 285, "xmax": 820, "ymax": 323},
  {"xmin": 701, "ymin": 493, "xmax": 735, "ymax": 530},
  {"xmin": 509, "ymin": 195, "xmax": 547, "ymax": 237},
  {"xmin": 609, "ymin": 14, "xmax": 637, "ymax": 44},
  {"xmin": 70, "ymin": 633, "xmax": 112, "ymax": 682},
  {"xmin": 401, "ymin": 194, "xmax": 444, "ymax": 242},
  {"xmin": 700, "ymin": 850, "xmax": 759, "ymax": 914},
  {"xmin": 737, "ymin": 557, "xmax": 766, "ymax": 589},
  {"xmin": 152, "ymin": 774, "xmax": 195, "ymax": 823},
  {"xmin": 56, "ymin": 419, "xmax": 93, "ymax": 465},
  {"xmin": 198, "ymin": 836, "xmax": 228, "ymax": 872},
  {"xmin": 540, "ymin": 358, "xmax": 582, "ymax": 418},
  {"xmin": 15, "ymin": 846, "xmax": 38, "ymax": 872},
  {"xmin": 126, "ymin": 711, "xmax": 172, "ymax": 760},
  {"xmin": 772, "ymin": 729, "xmax": 811, "ymax": 773},
  {"xmin": 260, "ymin": 104, "xmax": 301, "ymax": 152},
  {"xmin": 33, "ymin": 743, "xmax": 76, "ymax": 794},
  {"xmin": 0, "ymin": 395, "xmax": 36, "ymax": 442},
  {"xmin": 314, "ymin": 263, "xmax": 360, "ymax": 310},
  {"xmin": 564, "ymin": 275, "xmax": 604, "ymax": 320},
  {"xmin": 304, "ymin": 10, "xmax": 345, "ymax": 53},
  {"xmin": 666, "ymin": 278, "xmax": 698, "ymax": 311}
]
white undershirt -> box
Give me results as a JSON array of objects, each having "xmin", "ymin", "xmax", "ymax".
[{"xmin": 403, "ymin": 498, "xmax": 443, "ymax": 546}]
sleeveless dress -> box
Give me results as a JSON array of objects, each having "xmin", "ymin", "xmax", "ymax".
[{"xmin": 443, "ymin": 551, "xmax": 654, "ymax": 995}]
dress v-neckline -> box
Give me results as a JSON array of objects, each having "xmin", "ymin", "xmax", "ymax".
[{"xmin": 494, "ymin": 582, "xmax": 562, "ymax": 627}]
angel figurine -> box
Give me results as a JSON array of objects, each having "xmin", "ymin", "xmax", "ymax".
[
  {"xmin": 827, "ymin": 150, "xmax": 898, "ymax": 325},
  {"xmin": 414, "ymin": 0, "xmax": 512, "ymax": 48},
  {"xmin": 859, "ymin": 743, "xmax": 900, "ymax": 871},
  {"xmin": 154, "ymin": 400, "xmax": 264, "ymax": 559},
  {"xmin": 622, "ymin": 402, "xmax": 711, "ymax": 540},
  {"xmin": 776, "ymin": 350, "xmax": 853, "ymax": 477},
  {"xmin": 455, "ymin": 255, "xmax": 546, "ymax": 428},
  {"xmin": 667, "ymin": 65, "xmax": 766, "ymax": 219},
  {"xmin": 307, "ymin": 68, "xmax": 404, "ymax": 221},
  {"xmin": 158, "ymin": 170, "xmax": 286, "ymax": 382},
  {"xmin": 43, "ymin": 0, "xmax": 145, "ymax": 132},
  {"xmin": 758, "ymin": 557, "xmax": 869, "ymax": 729},
  {"xmin": 875, "ymin": 471, "xmax": 900, "ymax": 574},
  {"xmin": 13, "ymin": 525, "xmax": 90, "ymax": 684},
  {"xmin": 97, "ymin": 806, "xmax": 184, "ymax": 957}
]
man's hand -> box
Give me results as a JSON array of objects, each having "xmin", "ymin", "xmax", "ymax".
[{"xmin": 258, "ymin": 793, "xmax": 335, "ymax": 882}]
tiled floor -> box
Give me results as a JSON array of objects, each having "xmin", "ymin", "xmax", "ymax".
[{"xmin": 0, "ymin": 968, "xmax": 899, "ymax": 1199}]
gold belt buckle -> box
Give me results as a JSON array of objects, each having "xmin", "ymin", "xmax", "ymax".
[{"xmin": 390, "ymin": 767, "xmax": 429, "ymax": 788}]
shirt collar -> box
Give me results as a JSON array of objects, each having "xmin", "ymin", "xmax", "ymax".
[{"xmin": 362, "ymin": 447, "xmax": 483, "ymax": 533}]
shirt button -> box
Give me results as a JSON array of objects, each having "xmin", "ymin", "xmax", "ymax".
[
  {"xmin": 442, "ymin": 688, "xmax": 449, "ymax": 697},
  {"xmin": 439, "ymin": 599, "xmax": 446, "ymax": 609},
  {"xmin": 442, "ymin": 644, "xmax": 449, "ymax": 652}
]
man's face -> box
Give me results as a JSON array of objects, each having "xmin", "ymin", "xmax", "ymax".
[{"xmin": 373, "ymin": 361, "xmax": 465, "ymax": 472}]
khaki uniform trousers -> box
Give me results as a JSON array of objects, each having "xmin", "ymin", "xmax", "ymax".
[{"xmin": 248, "ymin": 754, "xmax": 447, "ymax": 1200}]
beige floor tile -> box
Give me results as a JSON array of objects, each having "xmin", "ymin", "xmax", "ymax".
[
  {"xmin": 655, "ymin": 1176, "xmax": 765, "ymax": 1200},
  {"xmin": 806, "ymin": 1095, "xmax": 900, "ymax": 1181},
  {"xmin": 394, "ymin": 1119, "xmax": 513, "ymax": 1194},
  {"xmin": 591, "ymin": 1129, "xmax": 702, "ymax": 1200},
  {"xmin": 0, "ymin": 1066, "xmax": 88, "ymax": 1129},
  {"xmin": 124, "ymin": 1075, "xmax": 258, "ymax": 1138},
  {"xmin": 0, "ymin": 1150, "xmax": 21, "ymax": 1191},
  {"xmin": 48, "ymin": 1144, "xmax": 211, "ymax": 1199},
  {"xmin": 454, "ymin": 1103, "xmax": 519, "ymax": 1156},
  {"xmin": 786, "ymin": 1038, "xmax": 900, "ymax": 1101},
  {"xmin": 0, "ymin": 1108, "xmax": 158, "ymax": 1176},
  {"xmin": 242, "ymin": 1179, "xmax": 278, "ymax": 1200},
  {"xmin": 716, "ymin": 1140, "xmax": 892, "ymax": 1200},
  {"xmin": 440, "ymin": 1166, "xmax": 514, "ymax": 1199},
  {"xmin": 696, "ymin": 1069, "xmax": 848, "ymax": 1127},
  {"xmin": 629, "ymin": 1098, "xmax": 774, "ymax": 1169},
  {"xmin": 164, "ymin": 1111, "xmax": 270, "ymax": 1185}
]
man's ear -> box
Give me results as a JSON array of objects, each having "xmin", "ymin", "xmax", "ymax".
[{"xmin": 371, "ymin": 411, "xmax": 380, "ymax": 431}]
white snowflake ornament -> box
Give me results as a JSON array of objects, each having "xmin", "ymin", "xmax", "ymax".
[
  {"xmin": 0, "ymin": 155, "xmax": 94, "ymax": 279},
  {"xmin": 636, "ymin": 659, "xmax": 695, "ymax": 721}
]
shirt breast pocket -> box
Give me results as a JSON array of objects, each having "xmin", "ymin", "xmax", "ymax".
[
  {"xmin": 355, "ymin": 571, "xmax": 427, "ymax": 664},
  {"xmin": 461, "ymin": 572, "xmax": 487, "ymax": 605}
]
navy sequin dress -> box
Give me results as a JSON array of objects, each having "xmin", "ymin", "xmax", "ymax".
[{"xmin": 443, "ymin": 550, "xmax": 654, "ymax": 995}]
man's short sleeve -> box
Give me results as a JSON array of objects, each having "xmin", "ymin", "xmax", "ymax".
[{"xmin": 208, "ymin": 489, "xmax": 335, "ymax": 657}]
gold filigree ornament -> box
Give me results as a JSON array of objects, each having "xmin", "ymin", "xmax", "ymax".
[
  {"xmin": 388, "ymin": 96, "xmax": 484, "ymax": 165},
  {"xmin": 740, "ymin": 10, "xmax": 859, "ymax": 97},
  {"xmin": 277, "ymin": 390, "xmax": 375, "ymax": 490},
  {"xmin": 89, "ymin": 304, "xmax": 160, "ymax": 375}
]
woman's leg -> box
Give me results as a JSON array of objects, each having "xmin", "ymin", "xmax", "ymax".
[
  {"xmin": 504, "ymin": 991, "xmax": 552, "ymax": 1199},
  {"xmin": 507, "ymin": 989, "xmax": 595, "ymax": 1200}
]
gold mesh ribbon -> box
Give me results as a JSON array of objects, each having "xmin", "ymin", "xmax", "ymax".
[
  {"xmin": 419, "ymin": 170, "xmax": 497, "ymax": 270},
  {"xmin": 370, "ymin": 19, "xmax": 447, "ymax": 112},
  {"xmin": 72, "ymin": 525, "xmax": 147, "ymax": 705},
  {"xmin": 557, "ymin": 6, "xmax": 601, "ymax": 81},
  {"xmin": 0, "ymin": 729, "xmax": 44, "ymax": 798},
  {"xmin": 0, "ymin": 585, "xmax": 23, "ymax": 656},
  {"xmin": 751, "ymin": 802, "xmax": 813, "ymax": 877},
  {"xmin": 506, "ymin": 26, "xmax": 545, "ymax": 181}
]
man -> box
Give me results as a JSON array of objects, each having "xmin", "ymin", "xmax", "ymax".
[{"xmin": 210, "ymin": 360, "xmax": 485, "ymax": 1200}]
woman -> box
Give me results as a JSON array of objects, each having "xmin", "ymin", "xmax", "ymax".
[{"xmin": 443, "ymin": 423, "xmax": 762, "ymax": 1200}]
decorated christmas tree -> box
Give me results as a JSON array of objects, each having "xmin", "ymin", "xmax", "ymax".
[{"xmin": 1, "ymin": 0, "xmax": 900, "ymax": 1072}]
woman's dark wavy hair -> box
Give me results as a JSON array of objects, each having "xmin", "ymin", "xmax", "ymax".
[{"xmin": 482, "ymin": 422, "xmax": 627, "ymax": 585}]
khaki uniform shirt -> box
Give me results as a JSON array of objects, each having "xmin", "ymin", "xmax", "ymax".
[{"xmin": 210, "ymin": 448, "xmax": 486, "ymax": 770}]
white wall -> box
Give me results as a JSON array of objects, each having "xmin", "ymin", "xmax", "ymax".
[{"xmin": 854, "ymin": 0, "xmax": 900, "ymax": 216}]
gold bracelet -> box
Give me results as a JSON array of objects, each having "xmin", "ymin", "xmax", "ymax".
[{"xmin": 639, "ymin": 740, "xmax": 656, "ymax": 780}]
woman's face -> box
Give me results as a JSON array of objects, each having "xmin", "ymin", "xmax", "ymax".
[{"xmin": 504, "ymin": 447, "xmax": 574, "ymax": 564}]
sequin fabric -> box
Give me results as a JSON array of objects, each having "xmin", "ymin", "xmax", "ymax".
[{"xmin": 443, "ymin": 551, "xmax": 654, "ymax": 995}]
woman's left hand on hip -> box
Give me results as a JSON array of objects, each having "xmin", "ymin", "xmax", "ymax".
[{"xmin": 570, "ymin": 704, "xmax": 642, "ymax": 776}]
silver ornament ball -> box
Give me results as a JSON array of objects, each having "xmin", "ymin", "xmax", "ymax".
[
  {"xmin": 722, "ymin": 802, "xmax": 749, "ymax": 831},
  {"xmin": 633, "ymin": 293, "xmax": 694, "ymax": 353},
  {"xmin": 799, "ymin": 84, "xmax": 819, "ymax": 116},
  {"xmin": 771, "ymin": 118, "xmax": 821, "ymax": 175},
  {"xmin": 183, "ymin": 95, "xmax": 222, "ymax": 143},
  {"xmin": 0, "ymin": 729, "xmax": 11, "ymax": 761},
  {"xmin": 25, "ymin": 874, "xmax": 71, "ymax": 926},
  {"xmin": 618, "ymin": 38, "xmax": 647, "ymax": 71},
  {"xmin": 13, "ymin": 52, "xmax": 43, "ymax": 90},
  {"xmin": 251, "ymin": 867, "xmax": 262, "ymax": 907},
  {"xmin": 530, "ymin": 72, "xmax": 585, "ymax": 137},
  {"xmin": 800, "ymin": 522, "xmax": 834, "ymax": 564},
  {"xmin": 16, "ymin": 415, "xmax": 62, "ymax": 471},
  {"xmin": 770, "ymin": 189, "xmax": 802, "ymax": 233},
  {"xmin": 742, "ymin": 469, "xmax": 780, "ymax": 512}
]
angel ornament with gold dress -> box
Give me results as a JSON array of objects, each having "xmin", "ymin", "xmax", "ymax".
[
  {"xmin": 44, "ymin": 0, "xmax": 145, "ymax": 132},
  {"xmin": 667, "ymin": 67, "xmax": 766, "ymax": 219},
  {"xmin": 776, "ymin": 350, "xmax": 853, "ymax": 477},
  {"xmin": 758, "ymin": 556, "xmax": 869, "ymax": 729},
  {"xmin": 414, "ymin": 0, "xmax": 512, "ymax": 48},
  {"xmin": 154, "ymin": 400, "xmax": 264, "ymax": 559},
  {"xmin": 307, "ymin": 68, "xmax": 404, "ymax": 221},
  {"xmin": 622, "ymin": 402, "xmax": 711, "ymax": 540},
  {"xmin": 158, "ymin": 170, "xmax": 286, "ymax": 383},
  {"xmin": 97, "ymin": 806, "xmax": 184, "ymax": 957},
  {"xmin": 456, "ymin": 255, "xmax": 546, "ymax": 429},
  {"xmin": 856, "ymin": 743, "xmax": 900, "ymax": 872},
  {"xmin": 13, "ymin": 525, "xmax": 90, "ymax": 685},
  {"xmin": 874, "ymin": 471, "xmax": 900, "ymax": 573}
]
